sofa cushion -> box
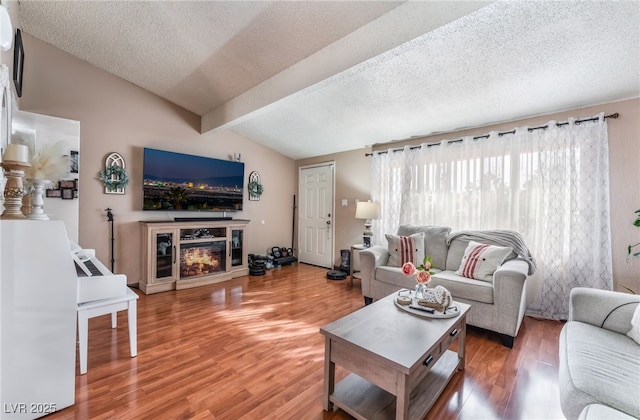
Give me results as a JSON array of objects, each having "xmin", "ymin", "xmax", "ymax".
[
  {"xmin": 446, "ymin": 235, "xmax": 517, "ymax": 271},
  {"xmin": 386, "ymin": 232, "xmax": 425, "ymax": 267},
  {"xmin": 628, "ymin": 304, "xmax": 640, "ymax": 345},
  {"xmin": 396, "ymin": 225, "xmax": 451, "ymax": 270},
  {"xmin": 560, "ymin": 322, "xmax": 640, "ymax": 419},
  {"xmin": 578, "ymin": 404, "xmax": 637, "ymax": 420},
  {"xmin": 430, "ymin": 270, "xmax": 494, "ymax": 304},
  {"xmin": 455, "ymin": 240, "xmax": 513, "ymax": 282}
]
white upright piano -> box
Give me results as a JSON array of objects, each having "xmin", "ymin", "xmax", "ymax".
[
  {"xmin": 1, "ymin": 220, "xmax": 129, "ymax": 418},
  {"xmin": 0, "ymin": 220, "xmax": 77, "ymax": 419}
]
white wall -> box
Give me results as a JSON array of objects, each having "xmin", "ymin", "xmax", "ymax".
[
  {"xmin": 12, "ymin": 110, "xmax": 80, "ymax": 241},
  {"xmin": 21, "ymin": 34, "xmax": 296, "ymax": 284}
]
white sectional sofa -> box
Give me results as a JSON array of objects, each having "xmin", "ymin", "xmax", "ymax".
[
  {"xmin": 359, "ymin": 225, "xmax": 535, "ymax": 347},
  {"xmin": 559, "ymin": 288, "xmax": 640, "ymax": 420}
]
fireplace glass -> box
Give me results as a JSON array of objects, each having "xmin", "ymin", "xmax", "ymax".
[{"xmin": 180, "ymin": 241, "xmax": 226, "ymax": 278}]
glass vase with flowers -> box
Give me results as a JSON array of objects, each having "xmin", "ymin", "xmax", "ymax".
[{"xmin": 402, "ymin": 256, "xmax": 435, "ymax": 299}]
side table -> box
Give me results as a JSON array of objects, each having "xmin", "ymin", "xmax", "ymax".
[{"xmin": 350, "ymin": 244, "xmax": 366, "ymax": 287}]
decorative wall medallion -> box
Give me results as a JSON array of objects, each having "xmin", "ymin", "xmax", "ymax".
[
  {"xmin": 248, "ymin": 171, "xmax": 263, "ymax": 201},
  {"xmin": 100, "ymin": 152, "xmax": 129, "ymax": 195}
]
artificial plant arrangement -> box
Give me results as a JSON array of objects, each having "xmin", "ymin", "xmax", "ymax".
[
  {"xmin": 628, "ymin": 209, "xmax": 640, "ymax": 261},
  {"xmin": 99, "ymin": 165, "xmax": 129, "ymax": 190},
  {"xmin": 25, "ymin": 141, "xmax": 70, "ymax": 181},
  {"xmin": 248, "ymin": 180, "xmax": 264, "ymax": 197},
  {"xmin": 401, "ymin": 255, "xmax": 436, "ymax": 285},
  {"xmin": 623, "ymin": 209, "xmax": 640, "ymax": 294}
]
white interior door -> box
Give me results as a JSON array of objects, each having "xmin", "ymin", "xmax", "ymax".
[{"xmin": 298, "ymin": 163, "xmax": 334, "ymax": 268}]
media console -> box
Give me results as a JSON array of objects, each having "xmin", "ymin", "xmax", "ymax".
[
  {"xmin": 139, "ymin": 219, "xmax": 249, "ymax": 294},
  {"xmin": 173, "ymin": 217, "xmax": 233, "ymax": 221}
]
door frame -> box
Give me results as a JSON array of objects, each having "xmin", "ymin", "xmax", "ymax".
[{"xmin": 297, "ymin": 161, "xmax": 336, "ymax": 268}]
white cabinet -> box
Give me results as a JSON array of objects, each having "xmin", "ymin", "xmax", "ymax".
[
  {"xmin": 0, "ymin": 220, "xmax": 77, "ymax": 418},
  {"xmin": 139, "ymin": 220, "xmax": 249, "ymax": 294}
]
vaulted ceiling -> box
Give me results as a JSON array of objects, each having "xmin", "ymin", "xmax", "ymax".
[{"xmin": 19, "ymin": 1, "xmax": 640, "ymax": 159}]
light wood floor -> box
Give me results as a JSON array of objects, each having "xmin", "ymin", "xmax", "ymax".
[{"xmin": 49, "ymin": 263, "xmax": 565, "ymax": 419}]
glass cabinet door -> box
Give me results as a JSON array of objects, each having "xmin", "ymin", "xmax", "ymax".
[
  {"xmin": 154, "ymin": 231, "xmax": 175, "ymax": 279},
  {"xmin": 231, "ymin": 229, "xmax": 243, "ymax": 267}
]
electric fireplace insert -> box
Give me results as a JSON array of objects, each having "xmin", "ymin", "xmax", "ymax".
[{"xmin": 180, "ymin": 241, "xmax": 226, "ymax": 278}]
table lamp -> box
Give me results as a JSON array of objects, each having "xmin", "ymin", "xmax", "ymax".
[{"xmin": 355, "ymin": 201, "xmax": 380, "ymax": 247}]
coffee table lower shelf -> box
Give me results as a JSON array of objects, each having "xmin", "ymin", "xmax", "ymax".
[{"xmin": 329, "ymin": 349, "xmax": 460, "ymax": 420}]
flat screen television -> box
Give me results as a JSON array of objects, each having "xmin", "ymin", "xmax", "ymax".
[{"xmin": 143, "ymin": 148, "xmax": 244, "ymax": 212}]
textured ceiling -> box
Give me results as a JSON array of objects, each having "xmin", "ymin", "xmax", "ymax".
[
  {"xmin": 19, "ymin": 1, "xmax": 640, "ymax": 160},
  {"xmin": 20, "ymin": 0, "xmax": 403, "ymax": 115}
]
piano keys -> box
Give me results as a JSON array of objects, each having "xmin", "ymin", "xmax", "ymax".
[{"xmin": 71, "ymin": 242, "xmax": 127, "ymax": 304}]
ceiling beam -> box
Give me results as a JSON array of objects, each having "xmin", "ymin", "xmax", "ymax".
[{"xmin": 201, "ymin": 1, "xmax": 492, "ymax": 135}]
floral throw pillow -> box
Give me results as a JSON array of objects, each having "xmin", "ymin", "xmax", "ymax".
[
  {"xmin": 455, "ymin": 240, "xmax": 513, "ymax": 282},
  {"xmin": 386, "ymin": 232, "xmax": 425, "ymax": 267}
]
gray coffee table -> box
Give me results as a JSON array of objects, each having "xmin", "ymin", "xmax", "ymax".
[{"xmin": 320, "ymin": 293, "xmax": 470, "ymax": 419}]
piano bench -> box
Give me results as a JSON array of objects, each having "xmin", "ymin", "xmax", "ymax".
[{"xmin": 77, "ymin": 287, "xmax": 139, "ymax": 375}]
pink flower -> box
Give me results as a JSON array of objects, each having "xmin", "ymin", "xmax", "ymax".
[
  {"xmin": 416, "ymin": 270, "xmax": 431, "ymax": 284},
  {"xmin": 402, "ymin": 256, "xmax": 435, "ymax": 284},
  {"xmin": 401, "ymin": 262, "xmax": 416, "ymax": 277}
]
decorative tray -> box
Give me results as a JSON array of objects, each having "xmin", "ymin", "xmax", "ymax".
[{"xmin": 394, "ymin": 289, "xmax": 460, "ymax": 319}]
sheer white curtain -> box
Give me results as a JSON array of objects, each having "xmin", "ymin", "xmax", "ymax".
[
  {"xmin": 371, "ymin": 114, "xmax": 612, "ymax": 320},
  {"xmin": 371, "ymin": 145, "xmax": 420, "ymax": 241}
]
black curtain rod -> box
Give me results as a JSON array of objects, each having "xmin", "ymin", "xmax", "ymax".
[{"xmin": 365, "ymin": 113, "xmax": 619, "ymax": 156}]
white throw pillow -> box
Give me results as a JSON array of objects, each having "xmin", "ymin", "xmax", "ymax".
[
  {"xmin": 455, "ymin": 240, "xmax": 513, "ymax": 282},
  {"xmin": 386, "ymin": 232, "xmax": 425, "ymax": 267},
  {"xmin": 628, "ymin": 304, "xmax": 640, "ymax": 345}
]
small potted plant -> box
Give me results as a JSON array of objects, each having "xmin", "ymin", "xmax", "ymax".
[{"xmin": 628, "ymin": 209, "xmax": 640, "ymax": 262}]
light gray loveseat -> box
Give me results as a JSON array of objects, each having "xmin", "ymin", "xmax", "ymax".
[
  {"xmin": 559, "ymin": 287, "xmax": 640, "ymax": 420},
  {"xmin": 359, "ymin": 225, "xmax": 535, "ymax": 347}
]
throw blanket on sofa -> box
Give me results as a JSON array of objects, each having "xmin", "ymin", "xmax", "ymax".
[{"xmin": 446, "ymin": 230, "xmax": 537, "ymax": 275}]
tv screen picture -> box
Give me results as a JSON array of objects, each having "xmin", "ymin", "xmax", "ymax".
[{"xmin": 143, "ymin": 148, "xmax": 244, "ymax": 211}]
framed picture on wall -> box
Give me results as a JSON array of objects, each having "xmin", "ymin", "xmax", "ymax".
[
  {"xmin": 70, "ymin": 151, "xmax": 79, "ymax": 173},
  {"xmin": 13, "ymin": 29, "xmax": 24, "ymax": 98},
  {"xmin": 46, "ymin": 189, "xmax": 61, "ymax": 198},
  {"xmin": 60, "ymin": 180, "xmax": 75, "ymax": 189},
  {"xmin": 61, "ymin": 188, "xmax": 74, "ymax": 200}
]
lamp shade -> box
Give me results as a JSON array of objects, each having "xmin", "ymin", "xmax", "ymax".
[
  {"xmin": 0, "ymin": 6, "xmax": 13, "ymax": 52},
  {"xmin": 355, "ymin": 201, "xmax": 380, "ymax": 220}
]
